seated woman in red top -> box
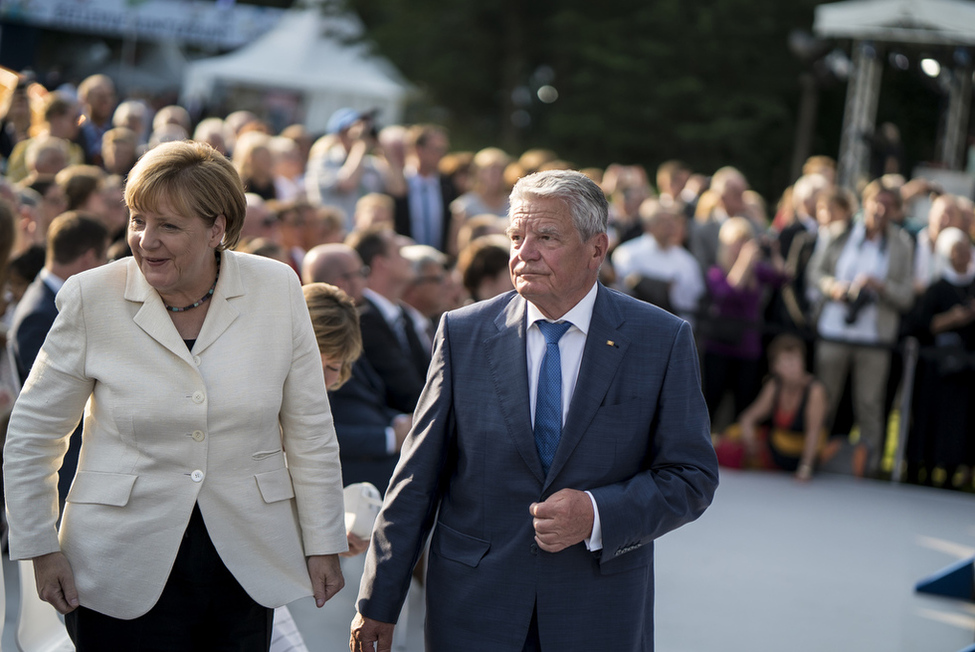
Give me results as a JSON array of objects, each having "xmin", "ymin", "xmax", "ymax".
[{"xmin": 714, "ymin": 334, "xmax": 828, "ymax": 481}]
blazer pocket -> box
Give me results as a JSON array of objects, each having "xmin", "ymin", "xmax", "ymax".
[
  {"xmin": 432, "ymin": 522, "xmax": 490, "ymax": 568},
  {"xmin": 255, "ymin": 467, "xmax": 296, "ymax": 504},
  {"xmin": 599, "ymin": 542, "xmax": 652, "ymax": 575},
  {"xmin": 594, "ymin": 397, "xmax": 649, "ymax": 424},
  {"xmin": 66, "ymin": 471, "xmax": 137, "ymax": 507}
]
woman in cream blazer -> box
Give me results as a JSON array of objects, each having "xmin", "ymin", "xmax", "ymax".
[{"xmin": 3, "ymin": 141, "xmax": 347, "ymax": 650}]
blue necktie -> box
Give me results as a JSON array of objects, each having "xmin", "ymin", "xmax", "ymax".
[{"xmin": 534, "ymin": 320, "xmax": 572, "ymax": 475}]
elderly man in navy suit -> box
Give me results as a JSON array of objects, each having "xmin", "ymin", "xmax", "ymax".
[{"xmin": 351, "ymin": 170, "xmax": 719, "ymax": 652}]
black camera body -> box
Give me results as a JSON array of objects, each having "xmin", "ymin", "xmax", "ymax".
[{"xmin": 844, "ymin": 288, "xmax": 876, "ymax": 324}]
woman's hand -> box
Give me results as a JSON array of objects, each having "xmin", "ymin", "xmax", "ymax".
[
  {"xmin": 307, "ymin": 554, "xmax": 344, "ymax": 608},
  {"xmin": 795, "ymin": 464, "xmax": 813, "ymax": 482},
  {"xmin": 739, "ymin": 239, "xmax": 762, "ymax": 268},
  {"xmin": 341, "ymin": 533, "xmax": 370, "ymax": 557},
  {"xmin": 32, "ymin": 551, "xmax": 79, "ymax": 614}
]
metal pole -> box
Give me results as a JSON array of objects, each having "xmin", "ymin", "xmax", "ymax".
[
  {"xmin": 837, "ymin": 41, "xmax": 883, "ymax": 191},
  {"xmin": 791, "ymin": 72, "xmax": 820, "ymax": 181},
  {"xmin": 891, "ymin": 337, "xmax": 919, "ymax": 484},
  {"xmin": 938, "ymin": 63, "xmax": 973, "ymax": 170}
]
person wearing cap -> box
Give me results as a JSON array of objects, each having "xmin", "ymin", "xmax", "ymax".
[{"xmin": 306, "ymin": 108, "xmax": 389, "ymax": 230}]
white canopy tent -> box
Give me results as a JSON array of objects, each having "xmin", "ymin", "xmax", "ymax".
[
  {"xmin": 814, "ymin": 0, "xmax": 975, "ymax": 189},
  {"xmin": 180, "ymin": 8, "xmax": 407, "ymax": 133},
  {"xmin": 816, "ymin": 0, "xmax": 975, "ymax": 45}
]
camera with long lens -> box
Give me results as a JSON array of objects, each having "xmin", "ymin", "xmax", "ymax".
[
  {"xmin": 844, "ymin": 287, "xmax": 875, "ymax": 324},
  {"xmin": 359, "ymin": 108, "xmax": 381, "ymax": 140}
]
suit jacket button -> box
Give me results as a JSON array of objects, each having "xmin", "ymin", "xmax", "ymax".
[
  {"xmin": 191, "ymin": 470, "xmax": 204, "ymax": 482},
  {"xmin": 192, "ymin": 391, "xmax": 205, "ymax": 404},
  {"xmin": 193, "ymin": 355, "xmax": 202, "ymax": 366},
  {"xmin": 192, "ymin": 430, "xmax": 205, "ymax": 442},
  {"xmin": 530, "ymin": 543, "xmax": 538, "ymax": 555}
]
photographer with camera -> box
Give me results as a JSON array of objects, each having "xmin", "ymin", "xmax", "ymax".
[
  {"xmin": 807, "ymin": 181, "xmax": 915, "ymax": 477},
  {"xmin": 306, "ymin": 108, "xmax": 398, "ymax": 231},
  {"xmin": 700, "ymin": 216, "xmax": 789, "ymax": 428}
]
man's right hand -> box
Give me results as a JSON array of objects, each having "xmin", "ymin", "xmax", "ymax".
[
  {"xmin": 350, "ymin": 612, "xmax": 395, "ymax": 652},
  {"xmin": 32, "ymin": 551, "xmax": 79, "ymax": 614},
  {"xmin": 392, "ymin": 414, "xmax": 412, "ymax": 452}
]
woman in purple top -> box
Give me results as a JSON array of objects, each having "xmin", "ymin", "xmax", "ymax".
[{"xmin": 702, "ymin": 216, "xmax": 789, "ymax": 424}]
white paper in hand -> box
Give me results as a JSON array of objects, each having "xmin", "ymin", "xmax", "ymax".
[{"xmin": 343, "ymin": 482, "xmax": 383, "ymax": 539}]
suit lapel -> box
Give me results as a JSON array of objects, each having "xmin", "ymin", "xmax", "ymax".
[
  {"xmin": 485, "ymin": 294, "xmax": 544, "ymax": 482},
  {"xmin": 545, "ymin": 285, "xmax": 628, "ymax": 488}
]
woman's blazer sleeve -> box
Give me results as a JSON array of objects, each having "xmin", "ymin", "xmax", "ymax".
[
  {"xmin": 278, "ymin": 275, "xmax": 348, "ymax": 556},
  {"xmin": 3, "ymin": 276, "xmax": 95, "ymax": 560}
]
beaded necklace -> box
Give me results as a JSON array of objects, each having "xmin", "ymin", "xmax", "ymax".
[{"xmin": 163, "ymin": 251, "xmax": 220, "ymax": 313}]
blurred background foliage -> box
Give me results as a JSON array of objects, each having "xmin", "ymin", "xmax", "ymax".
[
  {"xmin": 339, "ymin": 0, "xmax": 944, "ymax": 200},
  {"xmin": 341, "ymin": 0, "xmax": 835, "ymax": 197}
]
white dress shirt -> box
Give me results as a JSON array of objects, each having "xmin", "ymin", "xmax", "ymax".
[
  {"xmin": 363, "ymin": 288, "xmax": 423, "ymax": 453},
  {"xmin": 363, "ymin": 287, "xmax": 402, "ymax": 328},
  {"xmin": 611, "ymin": 234, "xmax": 705, "ymax": 321},
  {"xmin": 525, "ymin": 282, "xmax": 603, "ymax": 550},
  {"xmin": 39, "ymin": 267, "xmax": 66, "ymax": 294},
  {"xmin": 818, "ymin": 223, "xmax": 890, "ymax": 343}
]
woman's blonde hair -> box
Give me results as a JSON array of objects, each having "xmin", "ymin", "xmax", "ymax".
[
  {"xmin": 124, "ymin": 140, "xmax": 246, "ymax": 250},
  {"xmin": 302, "ymin": 283, "xmax": 362, "ymax": 390},
  {"xmin": 232, "ymin": 131, "xmax": 272, "ymax": 181}
]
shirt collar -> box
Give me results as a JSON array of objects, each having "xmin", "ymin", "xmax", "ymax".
[
  {"xmin": 39, "ymin": 267, "xmax": 65, "ymax": 293},
  {"xmin": 363, "ymin": 287, "xmax": 403, "ymax": 324},
  {"xmin": 407, "ymin": 167, "xmax": 437, "ymax": 182},
  {"xmin": 526, "ymin": 281, "xmax": 598, "ymax": 335}
]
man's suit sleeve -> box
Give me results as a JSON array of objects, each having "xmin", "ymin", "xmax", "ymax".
[
  {"xmin": 328, "ymin": 361, "xmax": 400, "ymax": 458},
  {"xmin": 589, "ymin": 320, "xmax": 718, "ymax": 563},
  {"xmin": 356, "ymin": 312, "xmax": 455, "ymax": 623},
  {"xmin": 393, "ymin": 194, "xmax": 411, "ymax": 240},
  {"xmin": 13, "ymin": 309, "xmax": 56, "ymax": 385}
]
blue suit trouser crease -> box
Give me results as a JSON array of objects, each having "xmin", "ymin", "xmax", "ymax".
[{"xmin": 521, "ymin": 604, "xmax": 542, "ymax": 652}]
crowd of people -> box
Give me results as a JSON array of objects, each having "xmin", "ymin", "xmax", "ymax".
[
  {"xmin": 0, "ymin": 69, "xmax": 972, "ymax": 512},
  {"xmin": 0, "ymin": 64, "xmax": 971, "ymax": 650}
]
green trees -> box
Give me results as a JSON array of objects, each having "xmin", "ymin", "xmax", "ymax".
[{"xmin": 346, "ymin": 0, "xmax": 830, "ymax": 197}]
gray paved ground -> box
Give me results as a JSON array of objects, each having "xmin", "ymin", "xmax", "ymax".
[{"xmin": 3, "ymin": 471, "xmax": 973, "ymax": 651}]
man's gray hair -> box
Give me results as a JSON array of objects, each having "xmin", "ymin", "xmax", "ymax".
[
  {"xmin": 510, "ymin": 170, "xmax": 608, "ymax": 241},
  {"xmin": 401, "ymin": 244, "xmax": 447, "ymax": 274}
]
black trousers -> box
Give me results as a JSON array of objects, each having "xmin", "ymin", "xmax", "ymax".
[
  {"xmin": 703, "ymin": 351, "xmax": 763, "ymax": 424},
  {"xmin": 65, "ymin": 504, "xmax": 273, "ymax": 652}
]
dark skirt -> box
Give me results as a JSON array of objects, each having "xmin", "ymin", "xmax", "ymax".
[{"xmin": 65, "ymin": 503, "xmax": 273, "ymax": 652}]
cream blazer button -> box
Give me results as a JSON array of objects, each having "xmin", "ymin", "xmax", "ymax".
[
  {"xmin": 192, "ymin": 391, "xmax": 205, "ymax": 404},
  {"xmin": 192, "ymin": 430, "xmax": 205, "ymax": 442},
  {"xmin": 190, "ymin": 470, "xmax": 204, "ymax": 482},
  {"xmin": 193, "ymin": 355, "xmax": 202, "ymax": 366}
]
